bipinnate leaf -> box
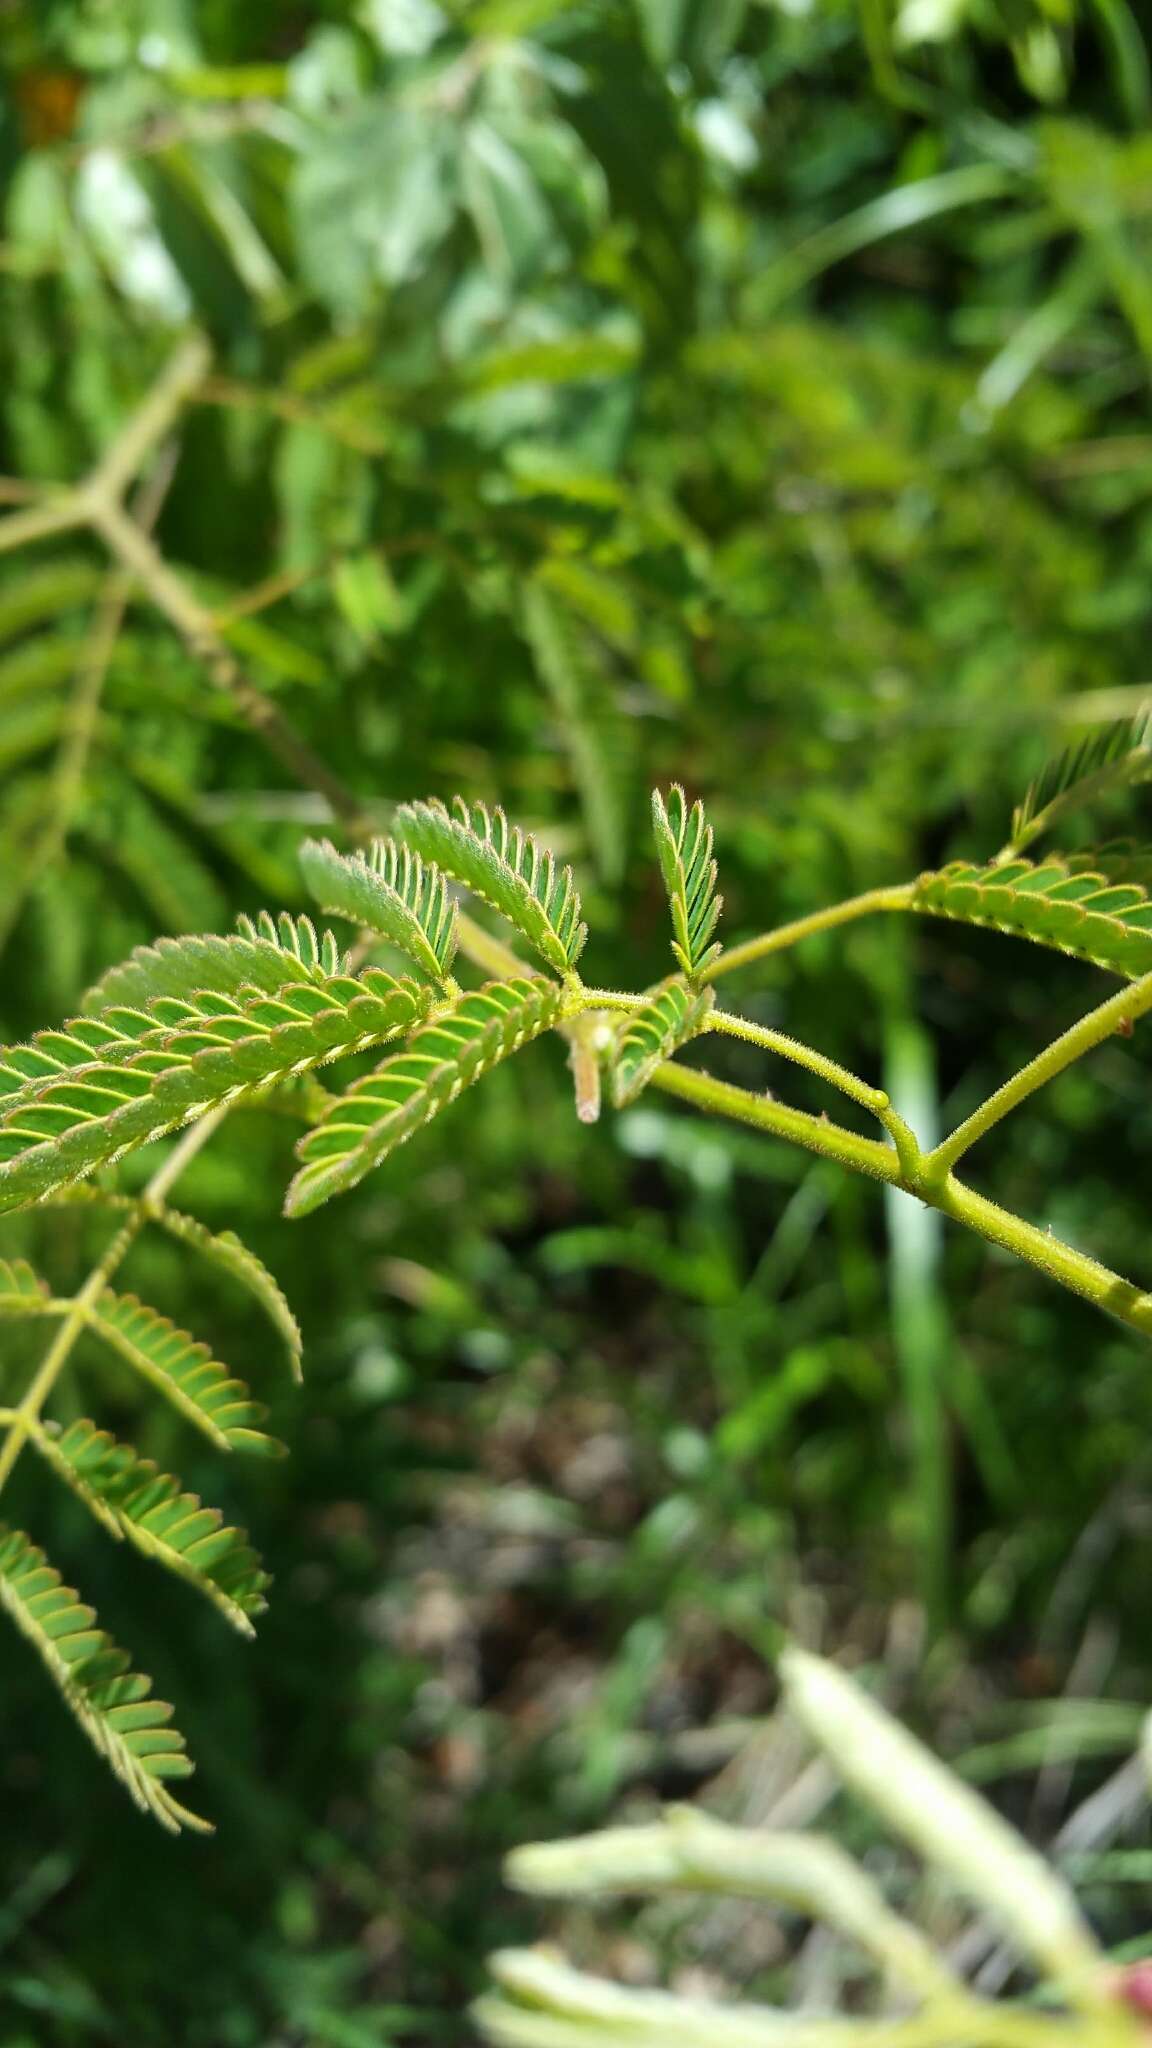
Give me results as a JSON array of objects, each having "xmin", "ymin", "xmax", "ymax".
[
  {"xmin": 300, "ymin": 836, "xmax": 458, "ymax": 982},
  {"xmin": 35, "ymin": 1187, "xmax": 304, "ymax": 1382},
  {"xmin": 0, "ymin": 1524, "xmax": 209, "ymax": 1834},
  {"xmin": 0, "ymin": 969, "xmax": 436, "ymax": 1214},
  {"xmin": 612, "ymin": 979, "xmax": 715, "ymax": 1107},
  {"xmin": 650, "ymin": 786, "xmax": 723, "ymax": 981},
  {"xmin": 85, "ymin": 915, "xmax": 342, "ymax": 1013},
  {"xmin": 912, "ymin": 858, "xmax": 1152, "ymax": 978},
  {"xmin": 1006, "ymin": 707, "xmax": 1152, "ymax": 857},
  {"xmin": 287, "ymin": 977, "xmax": 565, "ymax": 1216},
  {"xmin": 394, "ymin": 797, "xmax": 586, "ymax": 974},
  {"xmin": 86, "ymin": 1291, "xmax": 281, "ymax": 1455},
  {"xmin": 28, "ymin": 1419, "xmax": 269, "ymax": 1635},
  {"xmin": 148, "ymin": 1207, "xmax": 303, "ymax": 1382}
]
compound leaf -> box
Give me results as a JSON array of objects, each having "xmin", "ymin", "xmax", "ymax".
[
  {"xmin": 287, "ymin": 977, "xmax": 565, "ymax": 1217},
  {"xmin": 1005, "ymin": 708, "xmax": 1152, "ymax": 857},
  {"xmin": 912, "ymin": 859, "xmax": 1152, "ymax": 978},
  {"xmin": 85, "ymin": 914, "xmax": 343, "ymax": 1014},
  {"xmin": 299, "ymin": 836, "xmax": 458, "ymax": 983},
  {"xmin": 0, "ymin": 1523, "xmax": 208, "ymax": 1834},
  {"xmin": 27, "ymin": 1419, "xmax": 269, "ymax": 1636},
  {"xmin": 33, "ymin": 1187, "xmax": 304, "ymax": 1383},
  {"xmin": 0, "ymin": 969, "xmax": 436, "ymax": 1214},
  {"xmin": 148, "ymin": 1207, "xmax": 303, "ymax": 1383},
  {"xmin": 612, "ymin": 979, "xmax": 715, "ymax": 1107},
  {"xmin": 650, "ymin": 785, "xmax": 723, "ymax": 981},
  {"xmin": 394, "ymin": 797, "xmax": 586, "ymax": 975},
  {"xmin": 85, "ymin": 1291, "xmax": 281, "ymax": 1456}
]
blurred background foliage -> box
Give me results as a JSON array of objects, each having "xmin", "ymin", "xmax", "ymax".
[{"xmin": 4, "ymin": 0, "xmax": 1152, "ymax": 2041}]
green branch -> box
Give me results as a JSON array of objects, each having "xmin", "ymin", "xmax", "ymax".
[
  {"xmin": 926, "ymin": 968, "xmax": 1152, "ymax": 1176},
  {"xmin": 707, "ymin": 885, "xmax": 915, "ymax": 983},
  {"xmin": 705, "ymin": 1008, "xmax": 922, "ymax": 1174},
  {"xmin": 648, "ymin": 1061, "xmax": 903, "ymax": 1182},
  {"xmin": 648, "ymin": 1056, "xmax": 1152, "ymax": 1347}
]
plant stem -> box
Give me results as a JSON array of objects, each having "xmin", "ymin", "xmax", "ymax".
[
  {"xmin": 705, "ymin": 1007, "xmax": 922, "ymax": 1173},
  {"xmin": 648, "ymin": 1062, "xmax": 903, "ymax": 1182},
  {"xmin": 649, "ymin": 1061, "xmax": 1152, "ymax": 1346},
  {"xmin": 478, "ymin": 1949, "xmax": 1110, "ymax": 2048},
  {"xmin": 0, "ymin": 493, "xmax": 88, "ymax": 557},
  {"xmin": 89, "ymin": 334, "xmax": 210, "ymax": 504},
  {"xmin": 0, "ymin": 1111, "xmax": 224, "ymax": 1502},
  {"xmin": 577, "ymin": 988, "xmax": 643, "ymax": 1012},
  {"xmin": 938, "ymin": 1176, "xmax": 1152, "ymax": 1337},
  {"xmin": 0, "ymin": 446, "xmax": 180, "ymax": 961},
  {"xmin": 0, "ymin": 332, "xmax": 538, "ymax": 999},
  {"xmin": 925, "ymin": 968, "xmax": 1152, "ymax": 1176},
  {"xmin": 92, "ymin": 496, "xmax": 373, "ymax": 835},
  {"xmin": 707, "ymin": 885, "xmax": 915, "ymax": 983}
]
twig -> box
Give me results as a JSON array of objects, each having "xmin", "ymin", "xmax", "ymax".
[
  {"xmin": 0, "ymin": 445, "xmax": 180, "ymax": 960},
  {"xmin": 90, "ymin": 495, "xmax": 372, "ymax": 833}
]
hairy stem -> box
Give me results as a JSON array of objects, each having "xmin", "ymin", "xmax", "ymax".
[
  {"xmin": 937, "ymin": 1175, "xmax": 1152, "ymax": 1338},
  {"xmin": 707, "ymin": 885, "xmax": 915, "ymax": 983},
  {"xmin": 648, "ymin": 1062, "xmax": 903, "ymax": 1182},
  {"xmin": 705, "ymin": 1008, "xmax": 922, "ymax": 1173},
  {"xmin": 925, "ymin": 968, "xmax": 1152, "ymax": 1176},
  {"xmin": 649, "ymin": 1061, "xmax": 1152, "ymax": 1347},
  {"xmin": 0, "ymin": 1111, "xmax": 224, "ymax": 1501}
]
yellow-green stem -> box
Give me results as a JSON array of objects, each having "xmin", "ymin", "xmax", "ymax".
[
  {"xmin": 926, "ymin": 967, "xmax": 1152, "ymax": 1177},
  {"xmin": 705, "ymin": 1007, "xmax": 922, "ymax": 1175},
  {"xmin": 647, "ymin": 1060, "xmax": 1152, "ymax": 1346},
  {"xmin": 648, "ymin": 1061, "xmax": 902, "ymax": 1183},
  {"xmin": 707, "ymin": 885, "xmax": 915, "ymax": 983}
]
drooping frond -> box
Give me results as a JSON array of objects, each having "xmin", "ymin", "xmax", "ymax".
[
  {"xmin": 650, "ymin": 785, "xmax": 723, "ymax": 981},
  {"xmin": 912, "ymin": 859, "xmax": 1152, "ymax": 978},
  {"xmin": 287, "ymin": 977, "xmax": 565, "ymax": 1217},
  {"xmin": 31, "ymin": 1196, "xmax": 303, "ymax": 1384},
  {"xmin": 84, "ymin": 917, "xmax": 343, "ymax": 1014},
  {"xmin": 1004, "ymin": 708, "xmax": 1152, "ymax": 858},
  {"xmin": 27, "ymin": 1420, "xmax": 269, "ymax": 1635},
  {"xmin": 86, "ymin": 1291, "xmax": 281, "ymax": 1455},
  {"xmin": 612, "ymin": 979, "xmax": 715, "ymax": 1107},
  {"xmin": 394, "ymin": 798, "xmax": 586, "ymax": 975},
  {"xmin": 299, "ymin": 837, "xmax": 458, "ymax": 983},
  {"xmin": 0, "ymin": 970, "xmax": 436, "ymax": 1214},
  {"xmin": 35, "ymin": 1186, "xmax": 304, "ymax": 1382},
  {"xmin": 147, "ymin": 1207, "xmax": 303, "ymax": 1382},
  {"xmin": 0, "ymin": 1256, "xmax": 53, "ymax": 1313},
  {"xmin": 0, "ymin": 1524, "xmax": 208, "ymax": 1834}
]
